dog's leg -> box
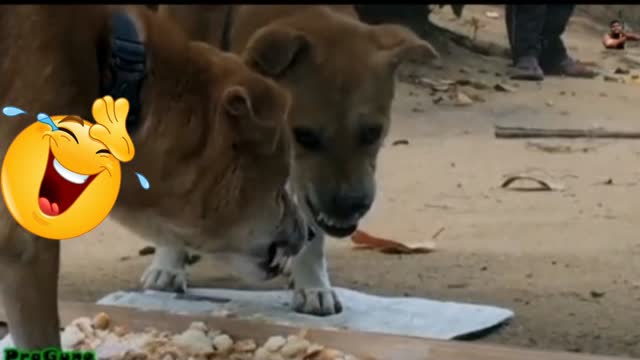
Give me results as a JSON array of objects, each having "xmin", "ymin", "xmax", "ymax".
[
  {"xmin": 140, "ymin": 245, "xmax": 189, "ymax": 292},
  {"xmin": 289, "ymin": 232, "xmax": 342, "ymax": 316},
  {"xmin": 0, "ymin": 226, "xmax": 60, "ymax": 349}
]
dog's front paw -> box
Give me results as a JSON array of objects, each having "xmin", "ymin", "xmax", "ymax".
[
  {"xmin": 292, "ymin": 288, "xmax": 343, "ymax": 316},
  {"xmin": 140, "ymin": 265, "xmax": 188, "ymax": 292}
]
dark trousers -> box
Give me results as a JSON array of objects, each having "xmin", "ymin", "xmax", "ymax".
[{"xmin": 506, "ymin": 5, "xmax": 575, "ymax": 65}]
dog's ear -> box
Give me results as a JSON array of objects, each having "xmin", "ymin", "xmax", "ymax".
[
  {"xmin": 370, "ymin": 24, "xmax": 439, "ymax": 70},
  {"xmin": 243, "ymin": 25, "xmax": 309, "ymax": 77},
  {"xmin": 222, "ymin": 86, "xmax": 255, "ymax": 119},
  {"xmin": 221, "ymin": 85, "xmax": 289, "ymax": 155}
]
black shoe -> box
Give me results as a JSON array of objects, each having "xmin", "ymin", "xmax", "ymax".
[{"xmin": 509, "ymin": 56, "xmax": 545, "ymax": 81}]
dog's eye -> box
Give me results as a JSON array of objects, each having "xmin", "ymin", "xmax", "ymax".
[
  {"xmin": 359, "ymin": 125, "xmax": 383, "ymax": 146},
  {"xmin": 293, "ymin": 127, "xmax": 324, "ymax": 151}
]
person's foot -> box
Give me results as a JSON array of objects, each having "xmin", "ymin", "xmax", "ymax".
[
  {"xmin": 509, "ymin": 56, "xmax": 545, "ymax": 81},
  {"xmin": 542, "ymin": 57, "xmax": 599, "ymax": 78}
]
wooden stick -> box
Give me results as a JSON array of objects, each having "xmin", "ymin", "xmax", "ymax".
[
  {"xmin": 495, "ymin": 125, "xmax": 640, "ymax": 139},
  {"xmin": 425, "ymin": 21, "xmax": 512, "ymax": 59}
]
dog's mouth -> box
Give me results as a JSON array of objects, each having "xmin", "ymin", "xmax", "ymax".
[
  {"xmin": 305, "ymin": 196, "xmax": 358, "ymax": 238},
  {"xmin": 38, "ymin": 150, "xmax": 97, "ymax": 217},
  {"xmin": 259, "ymin": 242, "xmax": 291, "ymax": 280}
]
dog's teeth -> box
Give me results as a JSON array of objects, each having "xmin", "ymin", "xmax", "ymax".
[
  {"xmin": 270, "ymin": 248, "xmax": 283, "ymax": 268},
  {"xmin": 282, "ymin": 257, "xmax": 292, "ymax": 273}
]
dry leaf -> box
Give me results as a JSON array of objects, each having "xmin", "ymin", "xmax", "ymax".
[
  {"xmin": 614, "ymin": 67, "xmax": 630, "ymax": 75},
  {"xmin": 138, "ymin": 246, "xmax": 155, "ymax": 256},
  {"xmin": 392, "ymin": 139, "xmax": 409, "ymax": 146},
  {"xmin": 484, "ymin": 11, "xmax": 500, "ymax": 19},
  {"xmin": 351, "ymin": 230, "xmax": 436, "ymax": 254},
  {"xmin": 500, "ymin": 176, "xmax": 564, "ymax": 191}
]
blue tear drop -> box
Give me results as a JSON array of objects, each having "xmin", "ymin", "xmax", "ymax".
[
  {"xmin": 36, "ymin": 113, "xmax": 59, "ymax": 131},
  {"xmin": 2, "ymin": 106, "xmax": 27, "ymax": 117},
  {"xmin": 135, "ymin": 172, "xmax": 150, "ymax": 190}
]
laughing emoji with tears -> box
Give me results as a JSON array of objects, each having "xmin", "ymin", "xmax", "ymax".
[{"xmin": 1, "ymin": 96, "xmax": 136, "ymax": 240}]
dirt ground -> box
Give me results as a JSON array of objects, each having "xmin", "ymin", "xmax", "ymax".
[{"xmin": 9, "ymin": 5, "xmax": 640, "ymax": 358}]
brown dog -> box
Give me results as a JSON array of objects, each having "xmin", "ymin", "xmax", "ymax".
[
  {"xmin": 0, "ymin": 5, "xmax": 306, "ymax": 349},
  {"xmin": 158, "ymin": 5, "xmax": 438, "ymax": 316}
]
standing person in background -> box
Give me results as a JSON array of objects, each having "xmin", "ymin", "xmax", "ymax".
[
  {"xmin": 506, "ymin": 4, "xmax": 598, "ymax": 81},
  {"xmin": 603, "ymin": 19, "xmax": 640, "ymax": 49}
]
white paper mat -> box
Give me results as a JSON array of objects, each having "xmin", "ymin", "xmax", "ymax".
[
  {"xmin": 96, "ymin": 287, "xmax": 513, "ymax": 340},
  {"xmin": 0, "ymin": 287, "xmax": 513, "ymax": 356}
]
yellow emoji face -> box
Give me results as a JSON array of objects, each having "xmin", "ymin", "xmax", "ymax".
[
  {"xmin": 1, "ymin": 96, "xmax": 137, "ymax": 240},
  {"xmin": 1, "ymin": 116, "xmax": 122, "ymax": 239}
]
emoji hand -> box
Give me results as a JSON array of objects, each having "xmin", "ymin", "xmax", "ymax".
[{"xmin": 89, "ymin": 96, "xmax": 136, "ymax": 163}]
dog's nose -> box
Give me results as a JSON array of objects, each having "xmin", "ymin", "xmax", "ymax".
[{"xmin": 331, "ymin": 193, "xmax": 371, "ymax": 218}]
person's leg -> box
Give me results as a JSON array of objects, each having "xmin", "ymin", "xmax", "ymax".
[
  {"xmin": 506, "ymin": 5, "xmax": 547, "ymax": 80},
  {"xmin": 539, "ymin": 5, "xmax": 598, "ymax": 78}
]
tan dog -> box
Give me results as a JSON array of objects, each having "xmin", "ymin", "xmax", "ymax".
[
  {"xmin": 0, "ymin": 5, "xmax": 306, "ymax": 349},
  {"xmin": 158, "ymin": 5, "xmax": 438, "ymax": 316}
]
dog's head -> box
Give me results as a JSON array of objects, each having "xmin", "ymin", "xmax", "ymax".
[
  {"xmin": 242, "ymin": 8, "xmax": 438, "ymax": 237},
  {"xmin": 108, "ymin": 8, "xmax": 305, "ymax": 278}
]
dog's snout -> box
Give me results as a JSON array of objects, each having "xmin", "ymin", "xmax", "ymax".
[{"xmin": 331, "ymin": 193, "xmax": 371, "ymax": 218}]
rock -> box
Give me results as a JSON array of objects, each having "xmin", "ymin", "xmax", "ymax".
[
  {"xmin": 212, "ymin": 334, "xmax": 234, "ymax": 353},
  {"xmin": 263, "ymin": 336, "xmax": 287, "ymax": 352},
  {"xmin": 470, "ymin": 80, "xmax": 491, "ymax": 90},
  {"xmin": 603, "ymin": 75, "xmax": 620, "ymax": 82},
  {"xmin": 632, "ymin": 74, "xmax": 639, "ymax": 80},
  {"xmin": 93, "ymin": 312, "xmax": 111, "ymax": 331},
  {"xmin": 173, "ymin": 329, "xmax": 214, "ymax": 353},
  {"xmin": 468, "ymin": 93, "xmax": 487, "ymax": 103},
  {"xmin": 433, "ymin": 84, "xmax": 451, "ymax": 92},
  {"xmin": 61, "ymin": 325, "xmax": 87, "ymax": 349},
  {"xmin": 454, "ymin": 91, "xmax": 474, "ymax": 106},
  {"xmin": 459, "ymin": 66, "xmax": 471, "ymax": 74},
  {"xmin": 433, "ymin": 89, "xmax": 474, "ymax": 107},
  {"xmin": 614, "ymin": 67, "xmax": 630, "ymax": 75},
  {"xmin": 545, "ymin": 100, "xmax": 554, "ymax": 107},
  {"xmin": 280, "ymin": 337, "xmax": 311, "ymax": 357},
  {"xmin": 494, "ymin": 83, "xmax": 516, "ymax": 92},
  {"xmin": 254, "ymin": 348, "xmax": 271, "ymax": 360},
  {"xmin": 415, "ymin": 77, "xmax": 438, "ymax": 88},
  {"xmin": 590, "ymin": 290, "xmax": 606, "ymax": 298},
  {"xmin": 464, "ymin": 88, "xmax": 487, "ymax": 103},
  {"xmin": 599, "ymin": 92, "xmax": 608, "ymax": 97},
  {"xmin": 455, "ymin": 78, "xmax": 472, "ymax": 86},
  {"xmin": 233, "ymin": 339, "xmax": 257, "ymax": 352}
]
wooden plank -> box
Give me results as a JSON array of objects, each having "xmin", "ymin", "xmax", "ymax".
[
  {"xmin": 495, "ymin": 125, "xmax": 640, "ymax": 139},
  {"xmin": 0, "ymin": 302, "xmax": 630, "ymax": 360}
]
